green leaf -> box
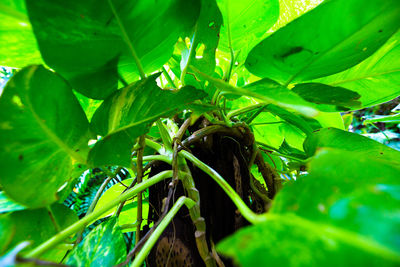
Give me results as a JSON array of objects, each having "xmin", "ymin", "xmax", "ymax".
[
  {"xmin": 0, "ymin": 65, "xmax": 90, "ymax": 208},
  {"xmin": 245, "ymin": 0, "xmax": 400, "ymax": 83},
  {"xmin": 218, "ymin": 148, "xmax": 400, "ymax": 266},
  {"xmin": 26, "ymin": 0, "xmax": 200, "ymax": 99},
  {"xmin": 312, "ymin": 112, "xmax": 344, "ymax": 130},
  {"xmin": 93, "ymin": 178, "xmax": 149, "ymax": 231},
  {"xmin": 265, "ymin": 104, "xmax": 314, "ymax": 135},
  {"xmin": 88, "ymin": 74, "xmax": 206, "ymax": 167},
  {"xmin": 0, "ymin": 192, "xmax": 26, "ymax": 214},
  {"xmin": 0, "ymin": 0, "xmax": 42, "ymax": 67},
  {"xmin": 303, "ymin": 127, "xmax": 400, "ymax": 162},
  {"xmin": 67, "ymin": 217, "xmax": 126, "ymax": 267},
  {"xmin": 190, "ymin": 0, "xmax": 223, "ymax": 75},
  {"xmin": 314, "ymin": 30, "xmax": 400, "ymax": 108},
  {"xmin": 292, "ymin": 83, "xmax": 361, "ymax": 111},
  {"xmin": 279, "ymin": 123, "xmax": 306, "ymax": 151},
  {"xmin": 216, "ymin": 0, "xmax": 280, "ymax": 63},
  {"xmin": 242, "ymin": 78, "xmax": 320, "ymax": 116},
  {"xmin": 0, "ymin": 204, "xmax": 78, "ymax": 255},
  {"xmin": 251, "ymin": 112, "xmax": 284, "ymax": 149}
]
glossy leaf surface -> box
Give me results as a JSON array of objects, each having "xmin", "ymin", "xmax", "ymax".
[
  {"xmin": 89, "ymin": 74, "xmax": 206, "ymax": 167},
  {"xmin": 314, "ymin": 30, "xmax": 400, "ymax": 108},
  {"xmin": 0, "ymin": 65, "xmax": 90, "ymax": 208},
  {"xmin": 93, "ymin": 178, "xmax": 149, "ymax": 230},
  {"xmin": 216, "ymin": 0, "xmax": 280, "ymax": 63},
  {"xmin": 245, "ymin": 0, "xmax": 400, "ymax": 83},
  {"xmin": 292, "ymin": 83, "xmax": 361, "ymax": 111},
  {"xmin": 218, "ymin": 148, "xmax": 400, "ymax": 266},
  {"xmin": 26, "ymin": 0, "xmax": 200, "ymax": 99},
  {"xmin": 67, "ymin": 217, "xmax": 126, "ymax": 266},
  {"xmin": 0, "ymin": 0, "xmax": 42, "ymax": 67}
]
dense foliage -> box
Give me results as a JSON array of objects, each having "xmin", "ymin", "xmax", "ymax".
[{"xmin": 1, "ymin": 0, "xmax": 400, "ymax": 266}]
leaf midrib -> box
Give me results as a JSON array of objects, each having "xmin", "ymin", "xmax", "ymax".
[{"xmin": 24, "ymin": 66, "xmax": 86, "ymax": 164}]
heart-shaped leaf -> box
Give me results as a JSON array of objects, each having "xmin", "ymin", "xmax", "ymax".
[{"xmin": 0, "ymin": 65, "xmax": 90, "ymax": 208}]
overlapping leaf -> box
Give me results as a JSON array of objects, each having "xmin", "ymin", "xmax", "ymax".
[
  {"xmin": 218, "ymin": 148, "xmax": 400, "ymax": 266},
  {"xmin": 314, "ymin": 30, "xmax": 400, "ymax": 108},
  {"xmin": 88, "ymin": 74, "xmax": 206, "ymax": 167},
  {"xmin": 245, "ymin": 0, "xmax": 400, "ymax": 83},
  {"xmin": 26, "ymin": 0, "xmax": 201, "ymax": 99},
  {"xmin": 0, "ymin": 65, "xmax": 90, "ymax": 208}
]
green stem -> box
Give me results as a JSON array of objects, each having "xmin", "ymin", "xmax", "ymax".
[
  {"xmin": 26, "ymin": 170, "xmax": 174, "ymax": 258},
  {"xmin": 180, "ymin": 150, "xmax": 267, "ymax": 224},
  {"xmin": 135, "ymin": 155, "xmax": 172, "ymax": 164},
  {"xmin": 144, "ymin": 138, "xmax": 163, "ymax": 153},
  {"xmin": 107, "ymin": 0, "xmax": 146, "ymax": 79},
  {"xmin": 161, "ymin": 66, "xmax": 177, "ymax": 88},
  {"xmin": 227, "ymin": 103, "xmax": 267, "ymax": 119},
  {"xmin": 135, "ymin": 136, "xmax": 146, "ymax": 245},
  {"xmin": 131, "ymin": 197, "xmax": 196, "ymax": 267}
]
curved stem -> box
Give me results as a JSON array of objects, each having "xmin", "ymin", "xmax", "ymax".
[
  {"xmin": 161, "ymin": 66, "xmax": 177, "ymax": 88},
  {"xmin": 180, "ymin": 150, "xmax": 267, "ymax": 224},
  {"xmin": 135, "ymin": 136, "xmax": 146, "ymax": 244},
  {"xmin": 131, "ymin": 197, "xmax": 196, "ymax": 267},
  {"xmin": 107, "ymin": 0, "xmax": 146, "ymax": 79},
  {"xmin": 26, "ymin": 170, "xmax": 174, "ymax": 258},
  {"xmin": 144, "ymin": 138, "xmax": 163, "ymax": 154}
]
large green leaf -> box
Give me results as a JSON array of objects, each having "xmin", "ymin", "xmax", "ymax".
[
  {"xmin": 245, "ymin": 0, "xmax": 400, "ymax": 83},
  {"xmin": 218, "ymin": 148, "xmax": 400, "ymax": 266},
  {"xmin": 67, "ymin": 217, "xmax": 126, "ymax": 267},
  {"xmin": 26, "ymin": 0, "xmax": 200, "ymax": 99},
  {"xmin": 216, "ymin": 0, "xmax": 280, "ymax": 64},
  {"xmin": 303, "ymin": 127, "xmax": 400, "ymax": 162},
  {"xmin": 0, "ymin": 0, "xmax": 42, "ymax": 67},
  {"xmin": 0, "ymin": 65, "xmax": 90, "ymax": 208},
  {"xmin": 0, "ymin": 204, "xmax": 78, "ymax": 256},
  {"xmin": 314, "ymin": 30, "xmax": 400, "ymax": 108},
  {"xmin": 88, "ymin": 74, "xmax": 206, "ymax": 167}
]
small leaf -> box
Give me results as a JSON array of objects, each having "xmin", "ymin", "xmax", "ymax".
[
  {"xmin": 292, "ymin": 83, "xmax": 361, "ymax": 111},
  {"xmin": 88, "ymin": 74, "xmax": 206, "ymax": 167},
  {"xmin": 0, "ymin": 65, "xmax": 91, "ymax": 208},
  {"xmin": 67, "ymin": 217, "xmax": 126, "ymax": 267},
  {"xmin": 93, "ymin": 178, "xmax": 149, "ymax": 230},
  {"xmin": 245, "ymin": 0, "xmax": 400, "ymax": 83}
]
